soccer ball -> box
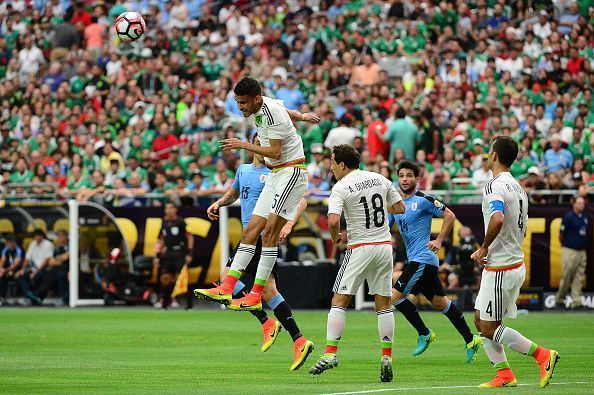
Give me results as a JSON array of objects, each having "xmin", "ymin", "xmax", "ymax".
[{"xmin": 115, "ymin": 12, "xmax": 146, "ymax": 42}]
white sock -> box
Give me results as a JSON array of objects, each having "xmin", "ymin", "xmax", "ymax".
[
  {"xmin": 327, "ymin": 306, "xmax": 347, "ymax": 341},
  {"xmin": 482, "ymin": 337, "xmax": 508, "ymax": 365},
  {"xmin": 229, "ymin": 243, "xmax": 256, "ymax": 272},
  {"xmin": 494, "ymin": 325, "xmax": 534, "ymax": 355},
  {"xmin": 377, "ymin": 309, "xmax": 394, "ymax": 352},
  {"xmin": 253, "ymin": 247, "xmax": 278, "ymax": 285}
]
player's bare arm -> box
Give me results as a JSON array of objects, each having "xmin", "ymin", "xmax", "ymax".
[
  {"xmin": 207, "ymin": 188, "xmax": 240, "ymax": 221},
  {"xmin": 280, "ymin": 198, "xmax": 307, "ymax": 242},
  {"xmin": 221, "ymin": 138, "xmax": 282, "ymax": 160},
  {"xmin": 327, "ymin": 213, "xmax": 342, "ymax": 244},
  {"xmin": 388, "ymin": 200, "xmax": 406, "ymax": 214},
  {"xmin": 286, "ymin": 109, "xmax": 320, "ymax": 123},
  {"xmin": 428, "ymin": 208, "xmax": 455, "ymax": 253},
  {"xmin": 471, "ymin": 211, "xmax": 504, "ymax": 264}
]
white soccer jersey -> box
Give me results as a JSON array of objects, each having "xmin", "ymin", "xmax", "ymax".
[
  {"xmin": 328, "ymin": 170, "xmax": 402, "ymax": 247},
  {"xmin": 481, "ymin": 172, "xmax": 528, "ymax": 267},
  {"xmin": 253, "ymin": 96, "xmax": 304, "ymax": 167}
]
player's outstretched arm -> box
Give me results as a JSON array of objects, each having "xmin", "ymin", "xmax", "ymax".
[
  {"xmin": 286, "ymin": 109, "xmax": 320, "ymax": 123},
  {"xmin": 221, "ymin": 138, "xmax": 282, "ymax": 160},
  {"xmin": 471, "ymin": 211, "xmax": 504, "ymax": 264},
  {"xmin": 207, "ymin": 188, "xmax": 240, "ymax": 221},
  {"xmin": 279, "ymin": 198, "xmax": 308, "ymax": 242},
  {"xmin": 428, "ymin": 208, "xmax": 455, "ymax": 253}
]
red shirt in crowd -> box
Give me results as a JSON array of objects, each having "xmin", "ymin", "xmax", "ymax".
[
  {"xmin": 153, "ymin": 134, "xmax": 180, "ymax": 160},
  {"xmin": 72, "ymin": 10, "xmax": 92, "ymax": 26},
  {"xmin": 366, "ymin": 120, "xmax": 389, "ymax": 160},
  {"xmin": 567, "ymin": 57, "xmax": 584, "ymax": 75}
]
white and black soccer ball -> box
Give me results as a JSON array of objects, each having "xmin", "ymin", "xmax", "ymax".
[{"xmin": 115, "ymin": 11, "xmax": 146, "ymax": 42}]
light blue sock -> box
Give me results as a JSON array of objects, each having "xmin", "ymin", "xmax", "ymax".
[
  {"xmin": 232, "ymin": 280, "xmax": 246, "ymax": 297},
  {"xmin": 267, "ymin": 294, "xmax": 285, "ymax": 310}
]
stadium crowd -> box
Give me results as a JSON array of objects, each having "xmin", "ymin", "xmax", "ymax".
[{"xmin": 0, "ymin": 0, "xmax": 592, "ymax": 207}]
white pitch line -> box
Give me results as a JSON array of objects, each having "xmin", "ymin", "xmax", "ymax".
[{"xmin": 321, "ymin": 382, "xmax": 590, "ymax": 395}]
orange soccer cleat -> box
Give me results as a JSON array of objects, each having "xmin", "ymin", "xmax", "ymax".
[
  {"xmin": 478, "ymin": 369, "xmax": 517, "ymax": 388},
  {"xmin": 261, "ymin": 319, "xmax": 282, "ymax": 352},
  {"xmin": 193, "ymin": 283, "xmax": 233, "ymax": 305},
  {"xmin": 537, "ymin": 349, "xmax": 560, "ymax": 388},
  {"xmin": 228, "ymin": 292, "xmax": 263, "ymax": 311},
  {"xmin": 290, "ymin": 336, "xmax": 314, "ymax": 371}
]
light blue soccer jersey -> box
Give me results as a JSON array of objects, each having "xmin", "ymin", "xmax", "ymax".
[
  {"xmin": 232, "ymin": 163, "xmax": 271, "ymax": 228},
  {"xmin": 389, "ymin": 191, "xmax": 446, "ymax": 266}
]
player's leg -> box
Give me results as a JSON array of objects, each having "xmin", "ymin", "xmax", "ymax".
[
  {"xmin": 425, "ymin": 266, "xmax": 481, "ymax": 363},
  {"xmin": 194, "ymin": 214, "xmax": 266, "ymax": 303},
  {"xmin": 392, "ymin": 262, "xmax": 434, "ymax": 356},
  {"xmin": 228, "ymin": 213, "xmax": 286, "ymax": 311},
  {"xmin": 369, "ymin": 245, "xmax": 396, "ymax": 382},
  {"xmin": 230, "ymin": 168, "xmax": 307, "ymax": 311},
  {"xmin": 263, "ymin": 276, "xmax": 314, "ymax": 370},
  {"xmin": 474, "ymin": 267, "xmax": 517, "ymax": 387},
  {"xmin": 474, "ymin": 311, "xmax": 516, "ymax": 388},
  {"xmin": 310, "ymin": 248, "xmax": 364, "ymax": 375},
  {"xmin": 479, "ymin": 266, "xmax": 559, "ymax": 388},
  {"xmin": 308, "ymin": 292, "xmax": 349, "ymax": 375}
]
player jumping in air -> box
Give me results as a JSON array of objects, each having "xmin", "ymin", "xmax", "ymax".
[
  {"xmin": 309, "ymin": 145, "xmax": 405, "ymax": 382},
  {"xmin": 194, "ymin": 77, "xmax": 318, "ymax": 370},
  {"xmin": 203, "ymin": 135, "xmax": 310, "ymax": 369},
  {"xmin": 471, "ymin": 136, "xmax": 559, "ymax": 388},
  {"xmin": 389, "ymin": 160, "xmax": 482, "ymax": 362}
]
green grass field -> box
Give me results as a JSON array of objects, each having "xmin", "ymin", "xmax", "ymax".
[{"xmin": 0, "ymin": 308, "xmax": 592, "ymax": 394}]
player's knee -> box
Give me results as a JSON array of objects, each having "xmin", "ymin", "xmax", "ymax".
[
  {"xmin": 432, "ymin": 296, "xmax": 449, "ymax": 311},
  {"xmin": 480, "ymin": 325, "xmax": 496, "ymax": 340},
  {"xmin": 241, "ymin": 228, "xmax": 259, "ymax": 244},
  {"xmin": 261, "ymin": 228, "xmax": 279, "ymax": 246}
]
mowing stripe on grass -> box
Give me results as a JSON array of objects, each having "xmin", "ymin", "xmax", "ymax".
[{"xmin": 321, "ymin": 382, "xmax": 590, "ymax": 395}]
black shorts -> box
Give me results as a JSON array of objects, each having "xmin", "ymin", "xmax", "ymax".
[
  {"xmin": 159, "ymin": 251, "xmax": 185, "ymax": 274},
  {"xmin": 394, "ymin": 262, "xmax": 445, "ymax": 301},
  {"xmin": 226, "ymin": 236, "xmax": 278, "ymax": 279}
]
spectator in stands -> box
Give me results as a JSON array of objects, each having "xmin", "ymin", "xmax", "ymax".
[
  {"xmin": 32, "ymin": 230, "xmax": 69, "ymax": 306},
  {"xmin": 382, "ymin": 108, "xmax": 419, "ymax": 164},
  {"xmin": 17, "ymin": 37, "xmax": 45, "ymax": 80},
  {"xmin": 153, "ymin": 122, "xmax": 180, "ymax": 161},
  {"xmin": 556, "ymin": 197, "xmax": 589, "ymax": 309},
  {"xmin": 18, "ymin": 229, "xmax": 54, "ymax": 305},
  {"xmin": 324, "ymin": 115, "xmax": 360, "ymax": 148},
  {"xmin": 0, "ymin": 235, "xmax": 25, "ymax": 305},
  {"xmin": 472, "ymin": 154, "xmax": 493, "ymax": 188},
  {"xmin": 544, "ymin": 134, "xmax": 574, "ymax": 174},
  {"xmin": 0, "ymin": 0, "xmax": 589, "ymax": 210}
]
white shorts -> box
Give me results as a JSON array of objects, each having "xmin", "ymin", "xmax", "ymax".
[
  {"xmin": 475, "ymin": 264, "xmax": 526, "ymax": 321},
  {"xmin": 252, "ymin": 166, "xmax": 308, "ymax": 221},
  {"xmin": 333, "ymin": 244, "xmax": 393, "ymax": 297}
]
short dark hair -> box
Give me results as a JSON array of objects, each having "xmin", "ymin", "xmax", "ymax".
[
  {"xmin": 332, "ymin": 144, "xmax": 360, "ymax": 169},
  {"xmin": 492, "ymin": 136, "xmax": 518, "ymax": 168},
  {"xmin": 234, "ymin": 77, "xmax": 261, "ymax": 97},
  {"xmin": 396, "ymin": 108, "xmax": 406, "ymax": 119},
  {"xmin": 397, "ymin": 160, "xmax": 420, "ymax": 177}
]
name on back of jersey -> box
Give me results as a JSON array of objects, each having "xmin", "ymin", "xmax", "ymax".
[
  {"xmin": 347, "ymin": 178, "xmax": 382, "ymax": 193},
  {"xmin": 505, "ymin": 183, "xmax": 524, "ymax": 194}
]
